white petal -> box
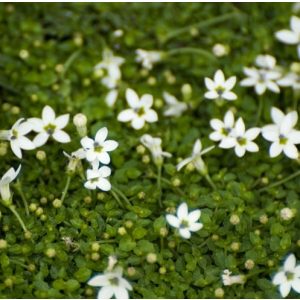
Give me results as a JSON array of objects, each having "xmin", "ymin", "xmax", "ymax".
[
  {"xmin": 243, "ymin": 67, "xmax": 259, "ymax": 78},
  {"xmin": 266, "ymin": 81, "xmax": 280, "ymax": 93},
  {"xmin": 200, "ymin": 145, "xmax": 215, "ymax": 156},
  {"xmin": 214, "ymin": 69, "xmax": 225, "ymax": 85},
  {"xmin": 18, "ymin": 121, "xmax": 33, "ymax": 135},
  {"xmin": 42, "ymin": 105, "xmax": 55, "ymax": 123},
  {"xmin": 144, "ymin": 110, "xmax": 158, "ymax": 122},
  {"xmin": 119, "ymin": 278, "xmax": 132, "ymax": 291},
  {"xmin": 126, "ymin": 88, "xmax": 140, "ymax": 108},
  {"xmin": 289, "ymin": 130, "xmax": 300, "ymax": 144},
  {"xmin": 224, "ymin": 76, "xmax": 236, "ymax": 90},
  {"xmin": 95, "ymin": 127, "xmax": 108, "ymax": 144},
  {"xmin": 262, "ymin": 126, "xmax": 279, "ymax": 142},
  {"xmin": 273, "ymin": 271, "xmax": 286, "ymax": 285},
  {"xmin": 1, "ymin": 165, "xmax": 21, "ymax": 184},
  {"xmin": 245, "ymin": 128, "xmax": 260, "ymax": 140},
  {"xmin": 96, "ymin": 178, "xmax": 111, "ymax": 191},
  {"xmin": 270, "ymin": 142, "xmax": 284, "ymax": 157},
  {"xmin": 54, "ymin": 114, "xmax": 69, "ymax": 129},
  {"xmin": 140, "ymin": 94, "xmax": 153, "ymax": 109},
  {"xmin": 117, "ymin": 109, "xmax": 136, "ymax": 122},
  {"xmin": 131, "ymin": 117, "xmax": 145, "ymax": 130},
  {"xmin": 294, "ymin": 265, "xmax": 300, "ymax": 277},
  {"xmin": 188, "ymin": 210, "xmax": 201, "ymax": 223},
  {"xmin": 18, "ymin": 136, "xmax": 35, "ymax": 150},
  {"xmin": 283, "ymin": 144, "xmax": 299, "ymax": 159},
  {"xmin": 88, "ymin": 275, "xmax": 109, "ymax": 287},
  {"xmin": 28, "ymin": 118, "xmax": 44, "ymax": 132},
  {"xmin": 193, "ymin": 139, "xmax": 202, "ymax": 154},
  {"xmin": 97, "ymin": 152, "xmax": 111, "ymax": 164},
  {"xmin": 105, "ymin": 89, "xmax": 118, "ymax": 107},
  {"xmin": 235, "ymin": 118, "xmax": 245, "ymax": 136},
  {"xmin": 33, "ymin": 132, "xmax": 49, "ymax": 147},
  {"xmin": 234, "ymin": 145, "xmax": 246, "ymax": 157},
  {"xmin": 210, "ymin": 119, "xmax": 224, "ymax": 131},
  {"xmin": 98, "ymin": 166, "xmax": 111, "ymax": 178},
  {"xmin": 224, "ymin": 110, "xmax": 235, "ymax": 127},
  {"xmin": 114, "ymin": 287, "xmax": 129, "ymax": 299},
  {"xmin": 240, "ymin": 77, "xmax": 257, "ymax": 87},
  {"xmin": 176, "ymin": 157, "xmax": 193, "ymax": 171},
  {"xmin": 81, "ymin": 137, "xmax": 94, "ymax": 149},
  {"xmin": 98, "ymin": 286, "xmax": 114, "ymax": 299},
  {"xmin": 276, "ymin": 30, "xmax": 299, "ymax": 44},
  {"xmin": 291, "ymin": 16, "xmax": 300, "ymax": 34},
  {"xmin": 10, "ymin": 142, "xmax": 22, "ymax": 158},
  {"xmin": 52, "ymin": 130, "xmax": 71, "ymax": 143},
  {"xmin": 255, "ymin": 82, "xmax": 267, "ymax": 95},
  {"xmin": 179, "ymin": 228, "xmax": 191, "ymax": 239},
  {"xmin": 280, "ymin": 282, "xmax": 292, "ymax": 298},
  {"xmin": 271, "ymin": 107, "xmax": 285, "ymax": 125},
  {"xmin": 204, "ymin": 91, "xmax": 218, "ymax": 99},
  {"xmin": 204, "ymin": 77, "xmax": 216, "ymax": 90},
  {"xmin": 189, "ymin": 222, "xmax": 203, "ymax": 232},
  {"xmin": 209, "ymin": 131, "xmax": 223, "ymax": 141},
  {"xmin": 246, "ymin": 141, "xmax": 259, "ymax": 152},
  {"xmin": 163, "ymin": 91, "xmax": 177, "ymax": 104},
  {"xmin": 292, "ymin": 278, "xmax": 300, "ymax": 294},
  {"xmin": 298, "ymin": 44, "xmax": 300, "ymax": 59},
  {"xmin": 166, "ymin": 214, "xmax": 180, "ymax": 228},
  {"xmin": 103, "ymin": 140, "xmax": 118, "ymax": 151},
  {"xmin": 219, "ymin": 137, "xmax": 236, "ymax": 149},
  {"xmin": 222, "ymin": 91, "xmax": 237, "ymax": 101},
  {"xmin": 177, "ymin": 202, "xmax": 188, "ymax": 219}
]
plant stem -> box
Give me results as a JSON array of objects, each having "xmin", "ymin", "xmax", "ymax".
[
  {"xmin": 258, "ymin": 169, "xmax": 300, "ymax": 192},
  {"xmin": 204, "ymin": 173, "xmax": 216, "ymax": 190},
  {"xmin": 112, "ymin": 186, "xmax": 131, "ymax": 207},
  {"xmin": 15, "ymin": 180, "xmax": 29, "ymax": 216},
  {"xmin": 62, "ymin": 50, "xmax": 81, "ymax": 77},
  {"xmin": 61, "ymin": 175, "xmax": 72, "ymax": 203},
  {"xmin": 167, "ymin": 47, "xmax": 216, "ymax": 61},
  {"xmin": 110, "ymin": 190, "xmax": 124, "ymax": 208},
  {"xmin": 9, "ymin": 205, "xmax": 27, "ymax": 233},
  {"xmin": 293, "ymin": 89, "xmax": 300, "ymax": 110},
  {"xmin": 9, "ymin": 258, "xmax": 28, "ymax": 269},
  {"xmin": 157, "ymin": 165, "xmax": 162, "ymax": 208}
]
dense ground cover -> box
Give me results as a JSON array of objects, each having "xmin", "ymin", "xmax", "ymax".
[{"xmin": 0, "ymin": 2, "xmax": 300, "ymax": 299}]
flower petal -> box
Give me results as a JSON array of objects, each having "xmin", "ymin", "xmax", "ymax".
[
  {"xmin": 117, "ymin": 109, "xmax": 136, "ymax": 122},
  {"xmin": 234, "ymin": 144, "xmax": 246, "ymax": 157},
  {"xmin": 222, "ymin": 91, "xmax": 237, "ymax": 101},
  {"xmin": 81, "ymin": 137, "xmax": 94, "ymax": 149},
  {"xmin": 273, "ymin": 271, "xmax": 286, "ymax": 285},
  {"xmin": 291, "ymin": 16, "xmax": 300, "ymax": 34},
  {"xmin": 98, "ymin": 166, "xmax": 112, "ymax": 178},
  {"xmin": 103, "ymin": 140, "xmax": 118, "ymax": 151},
  {"xmin": 291, "ymin": 278, "xmax": 300, "ymax": 294},
  {"xmin": 97, "ymin": 152, "xmax": 111, "ymax": 164},
  {"xmin": 105, "ymin": 89, "xmax": 118, "ymax": 107},
  {"xmin": 95, "ymin": 127, "xmax": 108, "ymax": 144},
  {"xmin": 245, "ymin": 128, "xmax": 260, "ymax": 140},
  {"xmin": 271, "ymin": 107, "xmax": 285, "ymax": 125},
  {"xmin": 52, "ymin": 130, "xmax": 71, "ymax": 143},
  {"xmin": 144, "ymin": 109, "xmax": 158, "ymax": 122},
  {"xmin": 54, "ymin": 114, "xmax": 69, "ymax": 129},
  {"xmin": 204, "ymin": 77, "xmax": 216, "ymax": 90},
  {"xmin": 97, "ymin": 286, "xmax": 114, "ymax": 299},
  {"xmin": 179, "ymin": 228, "xmax": 191, "ymax": 239},
  {"xmin": 18, "ymin": 121, "xmax": 33, "ymax": 135},
  {"xmin": 214, "ymin": 69, "xmax": 225, "ymax": 85},
  {"xmin": 131, "ymin": 117, "xmax": 145, "ymax": 130},
  {"xmin": 276, "ymin": 30, "xmax": 299, "ymax": 44},
  {"xmin": 18, "ymin": 136, "xmax": 35, "ymax": 150},
  {"xmin": 189, "ymin": 222, "xmax": 203, "ymax": 232},
  {"xmin": 210, "ymin": 119, "xmax": 224, "ymax": 131},
  {"xmin": 33, "ymin": 132, "xmax": 49, "ymax": 147},
  {"xmin": 270, "ymin": 142, "xmax": 284, "ymax": 157},
  {"xmin": 42, "ymin": 105, "xmax": 56, "ymax": 124},
  {"xmin": 10, "ymin": 141, "xmax": 22, "ymax": 158},
  {"xmin": 188, "ymin": 209, "xmax": 201, "ymax": 223},
  {"xmin": 283, "ymin": 143, "xmax": 299, "ymax": 159},
  {"xmin": 204, "ymin": 91, "xmax": 218, "ymax": 100},
  {"xmin": 255, "ymin": 82, "xmax": 267, "ymax": 95},
  {"xmin": 140, "ymin": 94, "xmax": 153, "ymax": 109},
  {"xmin": 176, "ymin": 157, "xmax": 193, "ymax": 171},
  {"xmin": 126, "ymin": 88, "xmax": 140, "ymax": 108},
  {"xmin": 225, "ymin": 76, "xmax": 236, "ymax": 90},
  {"xmin": 193, "ymin": 139, "xmax": 202, "ymax": 154},
  {"xmin": 88, "ymin": 275, "xmax": 109, "ymax": 287},
  {"xmin": 279, "ymin": 282, "xmax": 292, "ymax": 298},
  {"xmin": 28, "ymin": 118, "xmax": 44, "ymax": 132},
  {"xmin": 166, "ymin": 214, "xmax": 180, "ymax": 228},
  {"xmin": 114, "ymin": 287, "xmax": 129, "ymax": 299},
  {"xmin": 177, "ymin": 202, "xmax": 188, "ymax": 220},
  {"xmin": 96, "ymin": 178, "xmax": 111, "ymax": 191}
]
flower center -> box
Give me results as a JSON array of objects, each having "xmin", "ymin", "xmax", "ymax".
[
  {"xmin": 94, "ymin": 142, "xmax": 103, "ymax": 153},
  {"xmin": 286, "ymin": 271, "xmax": 294, "ymax": 281},
  {"xmin": 216, "ymin": 86, "xmax": 225, "ymax": 96},
  {"xmin": 179, "ymin": 219, "xmax": 189, "ymax": 229},
  {"xmin": 221, "ymin": 127, "xmax": 231, "ymax": 136},
  {"xmin": 109, "ymin": 277, "xmax": 119, "ymax": 286},
  {"xmin": 279, "ymin": 134, "xmax": 288, "ymax": 145},
  {"xmin": 11, "ymin": 129, "xmax": 18, "ymax": 140},
  {"xmin": 44, "ymin": 124, "xmax": 56, "ymax": 135},
  {"xmin": 237, "ymin": 137, "xmax": 247, "ymax": 146},
  {"xmin": 134, "ymin": 107, "xmax": 145, "ymax": 117}
]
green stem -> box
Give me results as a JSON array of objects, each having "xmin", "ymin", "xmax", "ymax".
[
  {"xmin": 112, "ymin": 186, "xmax": 131, "ymax": 207},
  {"xmin": 9, "ymin": 258, "xmax": 28, "ymax": 269},
  {"xmin": 8, "ymin": 205, "xmax": 27, "ymax": 233},
  {"xmin": 293, "ymin": 89, "xmax": 300, "ymax": 110},
  {"xmin": 61, "ymin": 175, "xmax": 72, "ymax": 203},
  {"xmin": 15, "ymin": 180, "xmax": 29, "ymax": 216},
  {"xmin": 62, "ymin": 50, "xmax": 81, "ymax": 77},
  {"xmin": 167, "ymin": 47, "xmax": 216, "ymax": 61},
  {"xmin": 152, "ymin": 174, "xmax": 185, "ymax": 196},
  {"xmin": 258, "ymin": 169, "xmax": 300, "ymax": 192},
  {"xmin": 110, "ymin": 190, "xmax": 124, "ymax": 208},
  {"xmin": 204, "ymin": 173, "xmax": 216, "ymax": 190},
  {"xmin": 255, "ymin": 97, "xmax": 264, "ymax": 125},
  {"xmin": 157, "ymin": 165, "xmax": 162, "ymax": 208},
  {"xmin": 96, "ymin": 239, "xmax": 116, "ymax": 244}
]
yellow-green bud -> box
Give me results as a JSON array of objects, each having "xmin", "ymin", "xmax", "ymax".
[
  {"xmin": 159, "ymin": 227, "xmax": 168, "ymax": 237},
  {"xmin": 4, "ymin": 278, "xmax": 13, "ymax": 287},
  {"xmin": 73, "ymin": 113, "xmax": 87, "ymax": 137},
  {"xmin": 35, "ymin": 207, "xmax": 43, "ymax": 216},
  {"xmin": 11, "ymin": 106, "xmax": 20, "ymax": 115},
  {"xmin": 137, "ymin": 192, "xmax": 145, "ymax": 200},
  {"xmin": 28, "ymin": 263, "xmax": 36, "ymax": 272},
  {"xmin": 53, "ymin": 199, "xmax": 62, "ymax": 208},
  {"xmin": 127, "ymin": 267, "xmax": 136, "ymax": 277},
  {"xmin": 91, "ymin": 252, "xmax": 100, "ymax": 261},
  {"xmin": 172, "ymin": 178, "xmax": 181, "ymax": 187},
  {"xmin": 147, "ymin": 76, "xmax": 156, "ymax": 86},
  {"xmin": 40, "ymin": 197, "xmax": 47, "ymax": 204},
  {"xmin": 214, "ymin": 288, "xmax": 224, "ymax": 298},
  {"xmin": 118, "ymin": 227, "xmax": 127, "ymax": 236},
  {"xmin": 181, "ymin": 83, "xmax": 192, "ymax": 99},
  {"xmin": 136, "ymin": 145, "xmax": 146, "ymax": 155},
  {"xmin": 29, "ymin": 203, "xmax": 37, "ymax": 212},
  {"xmin": 245, "ymin": 259, "xmax": 255, "ymax": 270},
  {"xmin": 84, "ymin": 196, "xmax": 92, "ymax": 204},
  {"xmin": 230, "ymin": 214, "xmax": 240, "ymax": 225},
  {"xmin": 91, "ymin": 242, "xmax": 100, "ymax": 252},
  {"xmin": 125, "ymin": 220, "xmax": 133, "ymax": 229},
  {"xmin": 231, "ymin": 242, "xmax": 240, "ymax": 252},
  {"xmin": 19, "ymin": 49, "xmax": 29, "ymax": 60},
  {"xmin": 159, "ymin": 266, "xmax": 167, "ymax": 274},
  {"xmin": 0, "ymin": 239, "xmax": 7, "ymax": 249},
  {"xmin": 146, "ymin": 253, "xmax": 157, "ymax": 264},
  {"xmin": 45, "ymin": 248, "xmax": 56, "ymax": 258},
  {"xmin": 259, "ymin": 214, "xmax": 268, "ymax": 224},
  {"xmin": 142, "ymin": 155, "xmax": 150, "ymax": 164}
]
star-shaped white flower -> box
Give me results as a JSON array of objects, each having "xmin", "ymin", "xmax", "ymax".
[
  {"xmin": 88, "ymin": 266, "xmax": 132, "ymax": 299},
  {"xmin": 0, "ymin": 118, "xmax": 35, "ymax": 159},
  {"xmin": 29, "ymin": 105, "xmax": 70, "ymax": 147},
  {"xmin": 135, "ymin": 49, "xmax": 162, "ymax": 70},
  {"xmin": 209, "ymin": 110, "xmax": 236, "ymax": 148},
  {"xmin": 272, "ymin": 254, "xmax": 300, "ymax": 298},
  {"xmin": 262, "ymin": 107, "xmax": 300, "ymax": 159},
  {"xmin": 166, "ymin": 202, "xmax": 203, "ymax": 239},
  {"xmin": 140, "ymin": 134, "xmax": 172, "ymax": 166},
  {"xmin": 95, "ymin": 49, "xmax": 125, "ymax": 89},
  {"xmin": 176, "ymin": 139, "xmax": 214, "ymax": 174},
  {"xmin": 81, "ymin": 127, "xmax": 118, "ymax": 165},
  {"xmin": 204, "ymin": 69, "xmax": 237, "ymax": 101},
  {"xmin": 163, "ymin": 92, "xmax": 188, "ymax": 117},
  {"xmin": 240, "ymin": 55, "xmax": 282, "ymax": 95},
  {"xmin": 117, "ymin": 88, "xmax": 158, "ymax": 130},
  {"xmin": 225, "ymin": 117, "xmax": 260, "ymax": 157},
  {"xmin": 84, "ymin": 166, "xmax": 111, "ymax": 191},
  {"xmin": 276, "ymin": 16, "xmax": 300, "ymax": 58},
  {"xmin": 0, "ymin": 165, "xmax": 21, "ymax": 202}
]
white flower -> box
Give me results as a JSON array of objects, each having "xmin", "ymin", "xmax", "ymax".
[
  {"xmin": 135, "ymin": 49, "xmax": 162, "ymax": 70},
  {"xmin": 0, "ymin": 118, "xmax": 35, "ymax": 159},
  {"xmin": 105, "ymin": 89, "xmax": 119, "ymax": 107},
  {"xmin": 272, "ymin": 254, "xmax": 300, "ymax": 298},
  {"xmin": 176, "ymin": 139, "xmax": 214, "ymax": 175},
  {"xmin": 209, "ymin": 110, "xmax": 236, "ymax": 147},
  {"xmin": 276, "ymin": 16, "xmax": 300, "ymax": 58},
  {"xmin": 140, "ymin": 134, "xmax": 172, "ymax": 166},
  {"xmin": 166, "ymin": 202, "xmax": 203, "ymax": 239},
  {"xmin": 277, "ymin": 72, "xmax": 300, "ymax": 91},
  {"xmin": 0, "ymin": 165, "xmax": 21, "ymax": 202},
  {"xmin": 117, "ymin": 88, "xmax": 158, "ymax": 130},
  {"xmin": 88, "ymin": 266, "xmax": 132, "ymax": 299},
  {"xmin": 29, "ymin": 105, "xmax": 70, "ymax": 147},
  {"xmin": 84, "ymin": 166, "xmax": 111, "ymax": 191},
  {"xmin": 163, "ymin": 92, "xmax": 188, "ymax": 117},
  {"xmin": 223, "ymin": 117, "xmax": 260, "ymax": 158},
  {"xmin": 204, "ymin": 70, "xmax": 237, "ymax": 101},
  {"xmin": 240, "ymin": 55, "xmax": 282, "ymax": 95},
  {"xmin": 81, "ymin": 127, "xmax": 118, "ymax": 164},
  {"xmin": 95, "ymin": 49, "xmax": 125, "ymax": 89},
  {"xmin": 262, "ymin": 107, "xmax": 300, "ymax": 159},
  {"xmin": 222, "ymin": 270, "xmax": 245, "ymax": 286},
  {"xmin": 63, "ymin": 149, "xmax": 86, "ymax": 173}
]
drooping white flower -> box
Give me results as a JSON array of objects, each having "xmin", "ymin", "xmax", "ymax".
[
  {"xmin": 117, "ymin": 88, "xmax": 158, "ymax": 130},
  {"xmin": 88, "ymin": 266, "xmax": 132, "ymax": 299},
  {"xmin": 222, "ymin": 270, "xmax": 246, "ymax": 286},
  {"xmin": 209, "ymin": 110, "xmax": 236, "ymax": 147},
  {"xmin": 262, "ymin": 107, "xmax": 300, "ymax": 159},
  {"xmin": 204, "ymin": 69, "xmax": 237, "ymax": 101},
  {"xmin": 223, "ymin": 117, "xmax": 260, "ymax": 158},
  {"xmin": 163, "ymin": 92, "xmax": 188, "ymax": 117},
  {"xmin": 0, "ymin": 119, "xmax": 35, "ymax": 159},
  {"xmin": 240, "ymin": 54, "xmax": 282, "ymax": 95},
  {"xmin": 140, "ymin": 134, "xmax": 172, "ymax": 166},
  {"xmin": 135, "ymin": 49, "xmax": 162, "ymax": 70},
  {"xmin": 95, "ymin": 49, "xmax": 125, "ymax": 89},
  {"xmin": 84, "ymin": 166, "xmax": 111, "ymax": 191},
  {"xmin": 276, "ymin": 16, "xmax": 300, "ymax": 58},
  {"xmin": 81, "ymin": 127, "xmax": 118, "ymax": 165},
  {"xmin": 272, "ymin": 254, "xmax": 300, "ymax": 298},
  {"xmin": 0, "ymin": 165, "xmax": 21, "ymax": 202},
  {"xmin": 166, "ymin": 202, "xmax": 203, "ymax": 239},
  {"xmin": 63, "ymin": 149, "xmax": 86, "ymax": 173},
  {"xmin": 176, "ymin": 139, "xmax": 214, "ymax": 175},
  {"xmin": 29, "ymin": 105, "xmax": 70, "ymax": 147}
]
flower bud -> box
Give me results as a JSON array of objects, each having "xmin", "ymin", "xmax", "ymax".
[
  {"xmin": 11, "ymin": 106, "xmax": 20, "ymax": 115},
  {"xmin": 280, "ymin": 207, "xmax": 294, "ymax": 221},
  {"xmin": 29, "ymin": 203, "xmax": 37, "ymax": 212},
  {"xmin": 52, "ymin": 199, "xmax": 62, "ymax": 208},
  {"xmin": 159, "ymin": 266, "xmax": 167, "ymax": 274},
  {"xmin": 125, "ymin": 220, "xmax": 133, "ymax": 229},
  {"xmin": 73, "ymin": 113, "xmax": 87, "ymax": 137},
  {"xmin": 84, "ymin": 196, "xmax": 92, "ymax": 204},
  {"xmin": 0, "ymin": 239, "xmax": 7, "ymax": 249},
  {"xmin": 45, "ymin": 248, "xmax": 56, "ymax": 258},
  {"xmin": 91, "ymin": 242, "xmax": 100, "ymax": 252},
  {"xmin": 259, "ymin": 214, "xmax": 268, "ymax": 224},
  {"xmin": 4, "ymin": 278, "xmax": 13, "ymax": 287},
  {"xmin": 172, "ymin": 178, "xmax": 181, "ymax": 187},
  {"xmin": 19, "ymin": 49, "xmax": 29, "ymax": 60},
  {"xmin": 230, "ymin": 242, "xmax": 240, "ymax": 252},
  {"xmin": 136, "ymin": 145, "xmax": 146, "ymax": 155},
  {"xmin": 127, "ymin": 267, "xmax": 136, "ymax": 277},
  {"xmin": 91, "ymin": 252, "xmax": 100, "ymax": 261},
  {"xmin": 142, "ymin": 155, "xmax": 150, "ymax": 164},
  {"xmin": 212, "ymin": 43, "xmax": 229, "ymax": 57},
  {"xmin": 159, "ymin": 227, "xmax": 168, "ymax": 237},
  {"xmin": 230, "ymin": 214, "xmax": 240, "ymax": 225},
  {"xmin": 35, "ymin": 207, "xmax": 43, "ymax": 216},
  {"xmin": 291, "ymin": 62, "xmax": 300, "ymax": 74},
  {"xmin": 146, "ymin": 253, "xmax": 157, "ymax": 264},
  {"xmin": 118, "ymin": 227, "xmax": 127, "ymax": 236},
  {"xmin": 214, "ymin": 288, "xmax": 224, "ymax": 298},
  {"xmin": 55, "ymin": 64, "xmax": 64, "ymax": 73},
  {"xmin": 245, "ymin": 259, "xmax": 255, "ymax": 270},
  {"xmin": 181, "ymin": 83, "xmax": 192, "ymax": 100},
  {"xmin": 147, "ymin": 76, "xmax": 157, "ymax": 86},
  {"xmin": 36, "ymin": 150, "xmax": 46, "ymax": 161},
  {"xmin": 137, "ymin": 192, "xmax": 145, "ymax": 200}
]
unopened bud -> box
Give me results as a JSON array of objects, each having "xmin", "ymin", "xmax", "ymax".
[
  {"xmin": 146, "ymin": 253, "xmax": 157, "ymax": 264},
  {"xmin": 245, "ymin": 259, "xmax": 255, "ymax": 270},
  {"xmin": 280, "ymin": 207, "xmax": 294, "ymax": 221},
  {"xmin": 214, "ymin": 288, "xmax": 224, "ymax": 298},
  {"xmin": 230, "ymin": 214, "xmax": 240, "ymax": 225},
  {"xmin": 73, "ymin": 113, "xmax": 87, "ymax": 137}
]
